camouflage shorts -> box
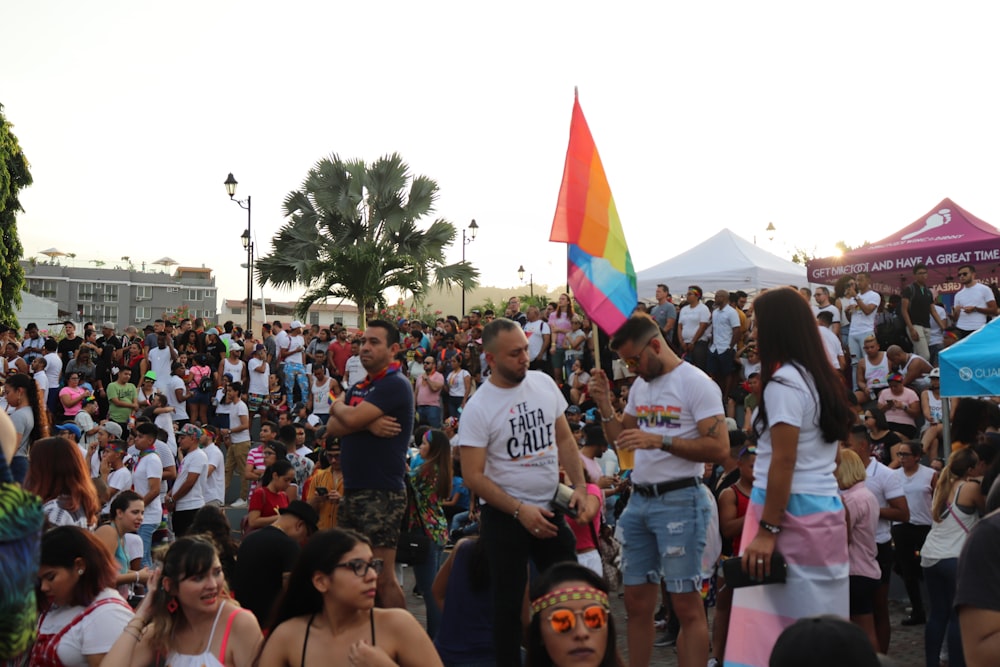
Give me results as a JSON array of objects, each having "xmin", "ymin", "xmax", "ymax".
[{"xmin": 338, "ymin": 488, "xmax": 407, "ymax": 549}]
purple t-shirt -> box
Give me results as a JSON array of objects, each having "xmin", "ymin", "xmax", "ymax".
[{"xmin": 341, "ymin": 371, "xmax": 414, "ymax": 491}]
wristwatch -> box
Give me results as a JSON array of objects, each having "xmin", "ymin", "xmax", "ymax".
[{"xmin": 660, "ymin": 435, "xmax": 673, "ymax": 452}]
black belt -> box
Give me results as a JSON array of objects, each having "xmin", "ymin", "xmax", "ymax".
[{"xmin": 632, "ymin": 477, "xmax": 699, "ymax": 497}]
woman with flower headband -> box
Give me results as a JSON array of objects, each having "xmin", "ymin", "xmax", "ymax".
[{"xmin": 525, "ymin": 561, "xmax": 623, "ymax": 667}]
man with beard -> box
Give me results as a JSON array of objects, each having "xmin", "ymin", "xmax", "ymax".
[
  {"xmin": 328, "ymin": 319, "xmax": 412, "ymax": 609},
  {"xmin": 459, "ymin": 318, "xmax": 590, "ymax": 664},
  {"xmin": 588, "ymin": 314, "xmax": 729, "ymax": 667}
]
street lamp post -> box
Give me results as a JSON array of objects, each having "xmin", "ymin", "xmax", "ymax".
[
  {"xmin": 517, "ymin": 265, "xmax": 534, "ymax": 299},
  {"xmin": 461, "ymin": 219, "xmax": 479, "ymax": 315},
  {"xmin": 224, "ymin": 173, "xmax": 253, "ymax": 333}
]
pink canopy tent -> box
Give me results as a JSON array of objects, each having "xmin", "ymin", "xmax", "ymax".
[{"xmin": 807, "ymin": 198, "xmax": 1000, "ymax": 293}]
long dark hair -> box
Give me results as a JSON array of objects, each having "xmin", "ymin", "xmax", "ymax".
[
  {"xmin": 525, "ymin": 561, "xmax": 623, "ymax": 667},
  {"xmin": 262, "ymin": 458, "xmax": 292, "ymax": 488},
  {"xmin": 265, "ymin": 529, "xmax": 371, "ymax": 634},
  {"xmin": 752, "ymin": 288, "xmax": 854, "ymax": 444},
  {"xmin": 38, "ymin": 526, "xmax": 117, "ymax": 610},
  {"xmin": 416, "ymin": 429, "xmax": 453, "ymax": 499},
  {"xmin": 5, "ymin": 372, "xmax": 48, "ymax": 442},
  {"xmin": 147, "ymin": 536, "xmax": 226, "ymax": 652}
]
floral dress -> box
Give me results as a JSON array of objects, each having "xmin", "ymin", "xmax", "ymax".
[{"xmin": 408, "ymin": 465, "xmax": 448, "ymax": 545}]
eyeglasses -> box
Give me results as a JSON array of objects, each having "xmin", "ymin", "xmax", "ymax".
[
  {"xmin": 546, "ymin": 605, "xmax": 609, "ymax": 634},
  {"xmin": 622, "ymin": 336, "xmax": 656, "ymax": 369},
  {"xmin": 896, "ymin": 451, "xmax": 914, "ymax": 458},
  {"xmin": 326, "ymin": 450, "xmax": 340, "ymax": 457},
  {"xmin": 958, "ymin": 272, "xmax": 970, "ymax": 277},
  {"xmin": 334, "ymin": 558, "xmax": 384, "ymax": 577}
]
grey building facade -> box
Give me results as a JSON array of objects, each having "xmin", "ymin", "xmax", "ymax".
[{"xmin": 21, "ymin": 261, "xmax": 218, "ymax": 328}]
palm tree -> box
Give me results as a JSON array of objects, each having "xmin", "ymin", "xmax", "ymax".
[{"xmin": 256, "ymin": 152, "xmax": 478, "ymax": 326}]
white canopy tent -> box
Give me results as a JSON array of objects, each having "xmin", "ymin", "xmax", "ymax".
[{"xmin": 635, "ymin": 228, "xmax": 807, "ymax": 299}]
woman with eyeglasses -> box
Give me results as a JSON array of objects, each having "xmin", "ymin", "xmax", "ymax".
[
  {"xmin": 257, "ymin": 528, "xmax": 442, "ymax": 667},
  {"xmin": 525, "ymin": 560, "xmax": 623, "ymax": 667},
  {"xmin": 59, "ymin": 373, "xmax": 91, "ymax": 419},
  {"xmin": 862, "ymin": 407, "xmax": 901, "ymax": 467}
]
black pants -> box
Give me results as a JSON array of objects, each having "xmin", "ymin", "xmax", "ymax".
[
  {"xmin": 891, "ymin": 522, "xmax": 931, "ymax": 615},
  {"xmin": 480, "ymin": 504, "xmax": 576, "ymax": 665},
  {"xmin": 172, "ymin": 508, "xmax": 199, "ymax": 538}
]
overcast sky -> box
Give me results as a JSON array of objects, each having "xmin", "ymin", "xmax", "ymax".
[{"xmin": 6, "ymin": 1, "xmax": 1000, "ymax": 307}]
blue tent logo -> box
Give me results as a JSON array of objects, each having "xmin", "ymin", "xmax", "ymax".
[{"xmin": 959, "ymin": 367, "xmax": 974, "ymax": 382}]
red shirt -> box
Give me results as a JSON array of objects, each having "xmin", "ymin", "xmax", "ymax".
[
  {"xmin": 329, "ymin": 340, "xmax": 353, "ymax": 376},
  {"xmin": 248, "ymin": 486, "xmax": 288, "ymax": 518}
]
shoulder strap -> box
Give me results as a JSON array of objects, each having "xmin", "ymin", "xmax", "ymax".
[
  {"xmin": 218, "ymin": 606, "xmax": 247, "ymax": 662},
  {"xmin": 301, "ymin": 613, "xmax": 315, "ymax": 667},
  {"xmin": 51, "ymin": 596, "xmax": 130, "ymax": 645},
  {"xmin": 370, "ymin": 608, "xmax": 375, "ymax": 646}
]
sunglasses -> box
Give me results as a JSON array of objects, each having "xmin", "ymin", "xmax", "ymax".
[
  {"xmin": 546, "ymin": 605, "xmax": 609, "ymax": 634},
  {"xmin": 334, "ymin": 558, "xmax": 384, "ymax": 577},
  {"xmin": 623, "ymin": 335, "xmax": 655, "ymax": 369}
]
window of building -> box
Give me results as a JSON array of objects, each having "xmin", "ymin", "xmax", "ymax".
[
  {"xmin": 135, "ymin": 306, "xmax": 152, "ymax": 322},
  {"xmin": 77, "ymin": 284, "xmax": 95, "ymax": 302},
  {"xmin": 29, "ymin": 279, "xmax": 57, "ymax": 298},
  {"xmin": 104, "ymin": 284, "xmax": 119, "ymax": 300},
  {"xmin": 77, "ymin": 304, "xmax": 95, "ymax": 319},
  {"xmin": 232, "ymin": 307, "xmax": 243, "ymax": 315},
  {"xmin": 104, "ymin": 305, "xmax": 118, "ymax": 323},
  {"xmin": 187, "ymin": 289, "xmax": 201, "ymax": 301},
  {"xmin": 136, "ymin": 285, "xmax": 152, "ymax": 301},
  {"xmin": 334, "ymin": 317, "xmax": 344, "ymax": 325},
  {"xmin": 309, "ymin": 312, "xmax": 320, "ymax": 325}
]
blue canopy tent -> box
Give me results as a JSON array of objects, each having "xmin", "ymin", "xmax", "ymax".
[
  {"xmin": 937, "ymin": 318, "xmax": 1000, "ymax": 455},
  {"xmin": 939, "ymin": 318, "xmax": 1000, "ymax": 397}
]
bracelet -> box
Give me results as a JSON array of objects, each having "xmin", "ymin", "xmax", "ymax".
[
  {"xmin": 135, "ymin": 570, "xmax": 140, "ymax": 583},
  {"xmin": 759, "ymin": 519, "xmax": 782, "ymax": 535},
  {"xmin": 513, "ymin": 501, "xmax": 523, "ymax": 521},
  {"xmin": 124, "ymin": 628, "xmax": 142, "ymax": 642},
  {"xmin": 600, "ymin": 412, "xmax": 614, "ymax": 423}
]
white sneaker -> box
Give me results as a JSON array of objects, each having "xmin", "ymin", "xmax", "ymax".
[{"xmin": 229, "ymin": 499, "xmax": 248, "ymax": 508}]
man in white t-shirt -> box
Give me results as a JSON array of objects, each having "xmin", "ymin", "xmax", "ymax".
[
  {"xmin": 133, "ymin": 422, "xmax": 164, "ymax": 567},
  {"xmin": 845, "ymin": 272, "xmax": 881, "ymax": 382},
  {"xmin": 200, "ymin": 426, "xmax": 227, "ymax": 506},
  {"xmin": 817, "ymin": 311, "xmax": 846, "ymax": 372},
  {"xmin": 523, "ymin": 306, "xmax": 551, "ymax": 371},
  {"xmin": 708, "ymin": 289, "xmax": 741, "ymax": 396},
  {"xmin": 222, "ymin": 382, "xmax": 253, "ymax": 507},
  {"xmin": 166, "ymin": 424, "xmax": 208, "ymax": 537},
  {"xmin": 279, "ymin": 320, "xmax": 310, "ymax": 405},
  {"xmin": 845, "ymin": 424, "xmax": 909, "ymax": 653},
  {"xmin": 812, "ymin": 286, "xmax": 842, "ymax": 337},
  {"xmin": 952, "ymin": 264, "xmax": 998, "ymax": 338},
  {"xmin": 676, "ymin": 286, "xmax": 712, "ymax": 372},
  {"xmin": 42, "ymin": 337, "xmax": 63, "ymax": 415},
  {"xmin": 147, "ymin": 331, "xmax": 177, "ymax": 392},
  {"xmin": 246, "ymin": 343, "xmax": 270, "ymax": 415},
  {"xmin": 165, "ymin": 361, "xmax": 190, "ymax": 425},
  {"xmin": 459, "ymin": 318, "xmax": 590, "ymax": 665},
  {"xmin": 99, "ymin": 439, "xmax": 132, "ymax": 517},
  {"xmin": 344, "ymin": 339, "xmax": 366, "ymax": 389},
  {"xmin": 589, "ymin": 314, "xmax": 729, "ymax": 667}
]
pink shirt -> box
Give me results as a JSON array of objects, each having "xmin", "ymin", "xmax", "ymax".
[
  {"xmin": 569, "ymin": 483, "xmax": 603, "ymax": 551},
  {"xmin": 415, "ymin": 372, "xmax": 444, "ymax": 407},
  {"xmin": 877, "ymin": 386, "xmax": 920, "ymax": 427},
  {"xmin": 841, "ymin": 482, "xmax": 881, "ymax": 580},
  {"xmin": 549, "ymin": 311, "xmax": 573, "ymax": 347},
  {"xmin": 59, "ymin": 386, "xmax": 88, "ymax": 417}
]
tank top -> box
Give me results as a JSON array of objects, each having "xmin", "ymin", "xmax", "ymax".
[
  {"xmin": 925, "ymin": 390, "xmax": 943, "ymax": 423},
  {"xmin": 223, "ymin": 359, "xmax": 245, "ymax": 382},
  {"xmin": 921, "ymin": 482, "xmax": 979, "ymax": 565},
  {"xmin": 311, "ymin": 377, "xmax": 332, "ymax": 415},
  {"xmin": 864, "ymin": 352, "xmax": 890, "ymax": 391},
  {"xmin": 166, "ymin": 603, "xmax": 243, "ymax": 667}
]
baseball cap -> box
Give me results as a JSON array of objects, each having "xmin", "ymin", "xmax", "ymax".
[
  {"xmin": 106, "ymin": 439, "xmax": 129, "ymax": 454},
  {"xmin": 255, "ymin": 343, "xmax": 265, "ymax": 352},
  {"xmin": 565, "ymin": 405, "xmax": 581, "ymax": 415},
  {"xmin": 177, "ymin": 424, "xmax": 204, "ymax": 439},
  {"xmin": 82, "ymin": 395, "xmax": 97, "ymax": 407},
  {"xmin": 769, "ymin": 616, "xmax": 880, "ymax": 667},
  {"xmin": 101, "ymin": 321, "xmax": 116, "ymax": 330},
  {"xmin": 279, "ymin": 500, "xmax": 319, "ymax": 533},
  {"xmin": 99, "ymin": 422, "xmax": 123, "ymax": 438},
  {"xmin": 290, "ymin": 320, "xmax": 304, "ymax": 330},
  {"xmin": 230, "ymin": 343, "xmax": 243, "ymax": 352},
  {"xmin": 54, "ymin": 423, "xmax": 82, "ymax": 439},
  {"xmin": 144, "ymin": 371, "xmax": 157, "ymax": 381},
  {"xmin": 888, "ymin": 372, "xmax": 904, "ymax": 383},
  {"xmin": 928, "ymin": 367, "xmax": 940, "ymax": 378}
]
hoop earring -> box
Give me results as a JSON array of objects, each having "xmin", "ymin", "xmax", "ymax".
[
  {"xmin": 77, "ymin": 569, "xmax": 84, "ymax": 575},
  {"xmin": 166, "ymin": 597, "xmax": 179, "ymax": 614}
]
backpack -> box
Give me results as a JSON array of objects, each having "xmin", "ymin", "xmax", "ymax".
[{"xmin": 198, "ymin": 374, "xmax": 214, "ymax": 394}]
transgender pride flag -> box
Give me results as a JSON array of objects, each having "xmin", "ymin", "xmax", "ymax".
[{"xmin": 549, "ymin": 91, "xmax": 637, "ymax": 335}]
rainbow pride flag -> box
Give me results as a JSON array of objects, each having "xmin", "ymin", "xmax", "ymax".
[{"xmin": 549, "ymin": 92, "xmax": 636, "ymax": 335}]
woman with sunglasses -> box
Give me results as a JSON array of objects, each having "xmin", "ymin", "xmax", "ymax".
[
  {"xmin": 257, "ymin": 528, "xmax": 441, "ymax": 667},
  {"xmin": 525, "ymin": 561, "xmax": 623, "ymax": 667}
]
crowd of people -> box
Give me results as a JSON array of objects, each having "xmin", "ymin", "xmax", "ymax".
[{"xmin": 1, "ymin": 261, "xmax": 999, "ymax": 667}]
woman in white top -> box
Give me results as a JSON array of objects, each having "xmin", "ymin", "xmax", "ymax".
[
  {"xmin": 920, "ymin": 446, "xmax": 985, "ymax": 667},
  {"xmin": 103, "ymin": 535, "xmax": 263, "ymax": 667},
  {"xmin": 310, "ymin": 365, "xmax": 333, "ymax": 424},
  {"xmin": 33, "ymin": 526, "xmax": 134, "ymax": 667},
  {"xmin": 890, "ymin": 440, "xmax": 937, "ymax": 626},
  {"xmin": 920, "ymin": 368, "xmax": 945, "ymax": 461},
  {"xmin": 445, "ymin": 355, "xmax": 471, "ymax": 419}
]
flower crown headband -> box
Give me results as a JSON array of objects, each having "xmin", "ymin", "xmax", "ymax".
[{"xmin": 529, "ymin": 586, "xmax": 609, "ymax": 617}]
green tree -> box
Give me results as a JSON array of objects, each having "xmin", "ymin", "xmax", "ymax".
[
  {"xmin": 0, "ymin": 104, "xmax": 31, "ymax": 328},
  {"xmin": 257, "ymin": 153, "xmax": 478, "ymax": 327}
]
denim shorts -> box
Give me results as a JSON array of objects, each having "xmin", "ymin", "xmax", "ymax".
[{"xmin": 618, "ymin": 482, "xmax": 710, "ymax": 593}]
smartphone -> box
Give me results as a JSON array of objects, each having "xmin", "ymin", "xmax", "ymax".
[
  {"xmin": 551, "ymin": 483, "xmax": 579, "ymax": 518},
  {"xmin": 316, "ymin": 487, "xmax": 328, "ymax": 496}
]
